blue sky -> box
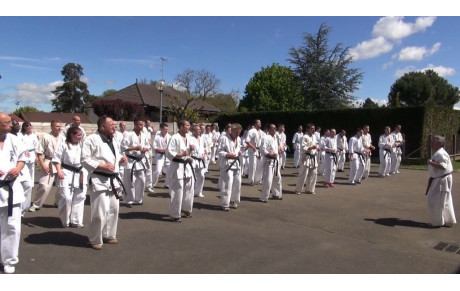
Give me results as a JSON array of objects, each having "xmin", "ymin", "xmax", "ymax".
[{"xmin": 1, "ymin": 6, "xmax": 459, "ymax": 114}]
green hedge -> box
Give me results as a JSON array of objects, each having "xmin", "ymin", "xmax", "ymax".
[{"xmin": 212, "ymin": 106, "xmax": 458, "ymax": 160}]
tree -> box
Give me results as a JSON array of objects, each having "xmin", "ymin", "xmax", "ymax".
[
  {"xmin": 238, "ymin": 63, "xmax": 302, "ymax": 112},
  {"xmin": 12, "ymin": 106, "xmax": 40, "ymax": 116},
  {"xmin": 100, "ymin": 89, "xmax": 117, "ymax": 97},
  {"xmin": 92, "ymin": 98, "xmax": 145, "ymax": 121},
  {"xmin": 388, "ymin": 70, "xmax": 459, "ymax": 107},
  {"xmin": 166, "ymin": 93, "xmax": 200, "ymax": 122},
  {"xmin": 362, "ymin": 98, "xmax": 380, "ymax": 108},
  {"xmin": 287, "ymin": 23, "xmax": 363, "ymax": 109},
  {"xmin": 175, "ymin": 68, "xmax": 221, "ymax": 100},
  {"xmin": 206, "ymin": 90, "xmax": 239, "ymax": 113},
  {"xmin": 51, "ymin": 63, "xmax": 92, "ymax": 113}
]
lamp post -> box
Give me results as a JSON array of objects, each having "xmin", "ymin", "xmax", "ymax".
[{"xmin": 158, "ymin": 79, "xmax": 165, "ymax": 123}]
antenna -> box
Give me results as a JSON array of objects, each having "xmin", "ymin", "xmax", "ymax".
[{"xmin": 160, "ymin": 57, "xmax": 167, "ymax": 81}]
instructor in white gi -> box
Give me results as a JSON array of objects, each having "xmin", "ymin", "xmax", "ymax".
[{"xmin": 260, "ymin": 124, "xmax": 283, "ymax": 202}]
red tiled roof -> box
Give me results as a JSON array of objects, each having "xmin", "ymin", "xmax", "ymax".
[
  {"xmin": 20, "ymin": 112, "xmax": 93, "ymax": 124},
  {"xmin": 9, "ymin": 114, "xmax": 24, "ymax": 123},
  {"xmin": 101, "ymin": 83, "xmax": 221, "ymax": 113}
]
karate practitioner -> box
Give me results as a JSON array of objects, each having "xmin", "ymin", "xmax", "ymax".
[
  {"xmin": 203, "ymin": 124, "xmax": 213, "ymax": 172},
  {"xmin": 260, "ymin": 124, "xmax": 283, "ymax": 202},
  {"xmin": 143, "ymin": 120, "xmax": 155, "ymax": 194},
  {"xmin": 121, "ymin": 118, "xmax": 150, "ymax": 207},
  {"xmin": 348, "ymin": 128, "xmax": 368, "ymax": 185},
  {"xmin": 82, "ymin": 115, "xmax": 127, "ymax": 250},
  {"xmin": 218, "ymin": 123, "xmax": 243, "ymax": 211},
  {"xmin": 426, "ymin": 135, "xmax": 456, "ymax": 227},
  {"xmin": 317, "ymin": 129, "xmax": 330, "ymax": 176},
  {"xmin": 276, "ymin": 124, "xmax": 287, "ymax": 170},
  {"xmin": 390, "ymin": 124, "xmax": 404, "ymax": 174},
  {"xmin": 18, "ymin": 122, "xmax": 38, "ymax": 215},
  {"xmin": 295, "ymin": 123, "xmax": 318, "ymax": 195},
  {"xmin": 362, "ymin": 125, "xmax": 376, "ymax": 179},
  {"xmin": 0, "ymin": 112, "xmax": 26, "ymax": 274},
  {"xmin": 189, "ymin": 124, "xmax": 206, "ymax": 198},
  {"xmin": 378, "ymin": 126, "xmax": 394, "ymax": 177},
  {"xmin": 336, "ymin": 129, "xmax": 348, "ymax": 172},
  {"xmin": 64, "ymin": 115, "xmax": 87, "ymax": 142},
  {"xmin": 166, "ymin": 120, "xmax": 195, "ymax": 222},
  {"xmin": 29, "ymin": 120, "xmax": 65, "ymax": 212},
  {"xmin": 152, "ymin": 123, "xmax": 171, "ymax": 189},
  {"xmin": 245, "ymin": 119, "xmax": 265, "ymax": 185},
  {"xmin": 292, "ymin": 125, "xmax": 303, "ymax": 168},
  {"xmin": 210, "ymin": 124, "xmax": 220, "ymax": 164},
  {"xmin": 114, "ymin": 121, "xmax": 128, "ymax": 182},
  {"xmin": 53, "ymin": 126, "xmax": 87, "ymax": 228},
  {"xmin": 323, "ymin": 129, "xmax": 338, "ymax": 187}
]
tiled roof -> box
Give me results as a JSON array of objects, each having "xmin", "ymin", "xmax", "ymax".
[
  {"xmin": 9, "ymin": 114, "xmax": 24, "ymax": 123},
  {"xmin": 20, "ymin": 112, "xmax": 93, "ymax": 124},
  {"xmin": 101, "ymin": 83, "xmax": 220, "ymax": 113}
]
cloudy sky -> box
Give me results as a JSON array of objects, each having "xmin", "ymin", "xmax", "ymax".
[{"xmin": 1, "ymin": 2, "xmax": 459, "ymax": 113}]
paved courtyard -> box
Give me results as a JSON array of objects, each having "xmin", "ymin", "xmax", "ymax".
[{"xmin": 14, "ymin": 161, "xmax": 460, "ymax": 274}]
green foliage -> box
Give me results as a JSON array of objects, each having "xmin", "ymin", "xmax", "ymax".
[
  {"xmin": 12, "ymin": 106, "xmax": 40, "ymax": 116},
  {"xmin": 100, "ymin": 89, "xmax": 117, "ymax": 97},
  {"xmin": 205, "ymin": 92, "xmax": 238, "ymax": 113},
  {"xmin": 92, "ymin": 98, "xmax": 145, "ymax": 121},
  {"xmin": 51, "ymin": 63, "xmax": 91, "ymax": 113},
  {"xmin": 166, "ymin": 93, "xmax": 200, "ymax": 123},
  {"xmin": 238, "ymin": 63, "xmax": 302, "ymax": 112},
  {"xmin": 287, "ymin": 23, "xmax": 363, "ymax": 109},
  {"xmin": 388, "ymin": 70, "xmax": 460, "ymax": 107},
  {"xmin": 362, "ymin": 98, "xmax": 381, "ymax": 108}
]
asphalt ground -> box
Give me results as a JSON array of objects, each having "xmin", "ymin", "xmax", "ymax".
[{"xmin": 10, "ymin": 159, "xmax": 460, "ymax": 276}]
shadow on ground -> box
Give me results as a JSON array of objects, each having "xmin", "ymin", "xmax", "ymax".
[
  {"xmin": 22, "ymin": 216, "xmax": 63, "ymax": 228},
  {"xmin": 24, "ymin": 231, "xmax": 89, "ymax": 248},
  {"xmin": 365, "ymin": 217, "xmax": 431, "ymax": 228}
]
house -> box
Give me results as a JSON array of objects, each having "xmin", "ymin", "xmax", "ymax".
[
  {"xmin": 20, "ymin": 112, "xmax": 92, "ymax": 125},
  {"xmin": 9, "ymin": 114, "xmax": 24, "ymax": 123},
  {"xmin": 89, "ymin": 81, "xmax": 221, "ymax": 122}
]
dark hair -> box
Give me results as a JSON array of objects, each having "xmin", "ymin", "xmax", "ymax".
[
  {"xmin": 65, "ymin": 126, "xmax": 82, "ymax": 148},
  {"xmin": 160, "ymin": 122, "xmax": 168, "ymax": 129},
  {"xmin": 178, "ymin": 119, "xmax": 189, "ymax": 128},
  {"xmin": 21, "ymin": 121, "xmax": 32, "ymax": 134},
  {"xmin": 97, "ymin": 115, "xmax": 108, "ymax": 128},
  {"xmin": 134, "ymin": 117, "xmax": 143, "ymax": 125},
  {"xmin": 51, "ymin": 120, "xmax": 61, "ymax": 126}
]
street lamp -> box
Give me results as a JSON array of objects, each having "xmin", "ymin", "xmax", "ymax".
[{"xmin": 157, "ymin": 79, "xmax": 165, "ymax": 123}]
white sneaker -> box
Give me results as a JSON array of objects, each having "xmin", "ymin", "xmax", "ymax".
[
  {"xmin": 146, "ymin": 188, "xmax": 155, "ymax": 194},
  {"xmin": 28, "ymin": 204, "xmax": 40, "ymax": 212},
  {"xmin": 3, "ymin": 265, "xmax": 15, "ymax": 274}
]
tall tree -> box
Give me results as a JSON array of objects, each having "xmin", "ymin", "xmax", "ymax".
[
  {"xmin": 206, "ymin": 90, "xmax": 239, "ymax": 113},
  {"xmin": 175, "ymin": 68, "xmax": 221, "ymax": 100},
  {"xmin": 388, "ymin": 70, "xmax": 459, "ymax": 107},
  {"xmin": 239, "ymin": 63, "xmax": 302, "ymax": 112},
  {"xmin": 51, "ymin": 63, "xmax": 91, "ymax": 113},
  {"xmin": 288, "ymin": 23, "xmax": 363, "ymax": 109},
  {"xmin": 362, "ymin": 98, "xmax": 380, "ymax": 108}
]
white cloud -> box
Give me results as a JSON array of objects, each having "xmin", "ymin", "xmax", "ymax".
[
  {"xmin": 397, "ymin": 42, "xmax": 441, "ymax": 61},
  {"xmin": 372, "ymin": 16, "xmax": 436, "ymax": 40},
  {"xmin": 348, "ymin": 36, "xmax": 393, "ymax": 61},
  {"xmin": 1, "ymin": 81, "xmax": 63, "ymax": 111},
  {"xmin": 394, "ymin": 64, "xmax": 455, "ymax": 78},
  {"xmin": 10, "ymin": 63, "xmax": 53, "ymax": 70},
  {"xmin": 382, "ymin": 61, "xmax": 393, "ymax": 70},
  {"xmin": 105, "ymin": 80, "xmax": 115, "ymax": 85},
  {"xmin": 420, "ymin": 64, "xmax": 455, "ymax": 77}
]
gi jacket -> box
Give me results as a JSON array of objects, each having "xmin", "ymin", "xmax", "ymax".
[
  {"xmin": 82, "ymin": 132, "xmax": 123, "ymax": 192},
  {"xmin": 0, "ymin": 133, "xmax": 26, "ymax": 206},
  {"xmin": 166, "ymin": 133, "xmax": 193, "ymax": 181},
  {"xmin": 121, "ymin": 131, "xmax": 150, "ymax": 170},
  {"xmin": 219, "ymin": 133, "xmax": 241, "ymax": 171}
]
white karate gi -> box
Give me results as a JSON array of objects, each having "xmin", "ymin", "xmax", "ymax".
[
  {"xmin": 32, "ymin": 132, "xmax": 65, "ymax": 209},
  {"xmin": 82, "ymin": 132, "xmax": 124, "ymax": 246},
  {"xmin": 348, "ymin": 135, "xmax": 365, "ymax": 184},
  {"xmin": 295, "ymin": 134, "xmax": 318, "ymax": 193},
  {"xmin": 323, "ymin": 136, "xmax": 338, "ymax": 184},
  {"xmin": 53, "ymin": 142, "xmax": 87, "ymax": 227},
  {"xmin": 121, "ymin": 131, "xmax": 150, "ymax": 205},
  {"xmin": 292, "ymin": 131, "xmax": 303, "ymax": 168},
  {"xmin": 189, "ymin": 134, "xmax": 206, "ymax": 197},
  {"xmin": 142, "ymin": 127, "xmax": 154, "ymax": 189},
  {"xmin": 317, "ymin": 135, "xmax": 327, "ymax": 176},
  {"xmin": 390, "ymin": 131, "xmax": 403, "ymax": 174},
  {"xmin": 362, "ymin": 133, "xmax": 373, "ymax": 179},
  {"xmin": 210, "ymin": 130, "xmax": 220, "ymax": 164},
  {"xmin": 245, "ymin": 128, "xmax": 265, "ymax": 185},
  {"xmin": 260, "ymin": 134, "xmax": 282, "ymax": 201},
  {"xmin": 152, "ymin": 132, "xmax": 171, "ymax": 188},
  {"xmin": 166, "ymin": 133, "xmax": 195, "ymax": 219},
  {"xmin": 17, "ymin": 132, "xmax": 38, "ymax": 212},
  {"xmin": 114, "ymin": 130, "xmax": 127, "ymax": 181},
  {"xmin": 336, "ymin": 134, "xmax": 348, "ymax": 171},
  {"xmin": 219, "ymin": 133, "xmax": 242, "ymax": 208},
  {"xmin": 426, "ymin": 147, "xmax": 456, "ymax": 227},
  {"xmin": 0, "ymin": 133, "xmax": 26, "ymax": 268},
  {"xmin": 241, "ymin": 131, "xmax": 250, "ymax": 176},
  {"xmin": 276, "ymin": 131, "xmax": 287, "ymax": 169},
  {"xmin": 378, "ymin": 134, "xmax": 394, "ymax": 176}
]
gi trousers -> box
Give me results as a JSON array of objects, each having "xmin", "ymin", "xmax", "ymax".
[
  {"xmin": 152, "ymin": 157, "xmax": 169, "ymax": 187},
  {"xmin": 261, "ymin": 160, "xmax": 282, "ymax": 201},
  {"xmin": 323, "ymin": 154, "xmax": 337, "ymax": 183},
  {"xmin": 349, "ymin": 156, "xmax": 364, "ymax": 183},
  {"xmin": 169, "ymin": 177, "xmax": 194, "ymax": 219},
  {"xmin": 378, "ymin": 150, "xmax": 391, "ymax": 176},
  {"xmin": 427, "ymin": 175, "xmax": 457, "ymax": 226},
  {"xmin": 220, "ymin": 168, "xmax": 241, "ymax": 207},
  {"xmin": 295, "ymin": 164, "xmax": 317, "ymax": 193},
  {"xmin": 58, "ymin": 186, "xmax": 86, "ymax": 227},
  {"xmin": 88, "ymin": 189, "xmax": 120, "ymax": 245},
  {"xmin": 0, "ymin": 204, "xmax": 21, "ymax": 266},
  {"xmin": 124, "ymin": 169, "xmax": 145, "ymax": 204}
]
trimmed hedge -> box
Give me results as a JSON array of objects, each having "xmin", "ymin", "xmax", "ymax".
[{"xmin": 212, "ymin": 106, "xmax": 459, "ymax": 161}]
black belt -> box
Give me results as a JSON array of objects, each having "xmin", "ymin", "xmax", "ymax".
[
  {"xmin": 383, "ymin": 149, "xmax": 391, "ymax": 159},
  {"xmin": 0, "ymin": 179, "xmax": 16, "ymax": 217},
  {"xmin": 225, "ymin": 157, "xmax": 240, "ymax": 172},
  {"xmin": 304, "ymin": 153, "xmax": 317, "ymax": 168},
  {"xmin": 356, "ymin": 152, "xmax": 365, "ymax": 165},
  {"xmin": 265, "ymin": 156, "xmax": 279, "ymax": 176},
  {"xmin": 62, "ymin": 163, "xmax": 83, "ymax": 190},
  {"xmin": 126, "ymin": 154, "xmax": 147, "ymax": 182},
  {"xmin": 90, "ymin": 171, "xmax": 126, "ymax": 200},
  {"xmin": 426, "ymin": 172, "xmax": 452, "ymax": 196},
  {"xmin": 326, "ymin": 152, "xmax": 338, "ymax": 166},
  {"xmin": 172, "ymin": 158, "xmax": 196, "ymax": 181},
  {"xmin": 191, "ymin": 156, "xmax": 206, "ymax": 168}
]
